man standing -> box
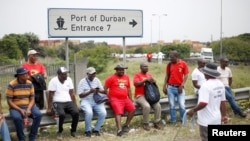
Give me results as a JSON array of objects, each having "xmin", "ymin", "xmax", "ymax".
[
  {"xmin": 191, "ymin": 59, "xmax": 206, "ymax": 96},
  {"xmin": 22, "ymin": 49, "xmax": 48, "ymax": 133},
  {"xmin": 187, "ymin": 63, "xmax": 228, "ymax": 141},
  {"xmin": 6, "ymin": 67, "xmax": 42, "ymax": 141},
  {"xmin": 77, "ymin": 67, "xmax": 107, "ymax": 137},
  {"xmin": 46, "ymin": 67, "xmax": 79, "ymax": 139},
  {"xmin": 104, "ymin": 64, "xmax": 135, "ymax": 136},
  {"xmin": 133, "ymin": 62, "xmax": 161, "ymax": 131},
  {"xmin": 22, "ymin": 49, "xmax": 47, "ymax": 110},
  {"xmin": 163, "ymin": 50, "xmax": 189, "ymax": 123},
  {"xmin": 217, "ymin": 57, "xmax": 246, "ymax": 118},
  {"xmin": 146, "ymin": 52, "xmax": 152, "ymax": 62}
]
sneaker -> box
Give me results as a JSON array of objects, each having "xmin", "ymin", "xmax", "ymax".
[
  {"xmin": 236, "ymin": 111, "xmax": 247, "ymax": 118},
  {"xmin": 122, "ymin": 125, "xmax": 130, "ymax": 132},
  {"xmin": 154, "ymin": 122, "xmax": 162, "ymax": 130},
  {"xmin": 142, "ymin": 123, "xmax": 150, "ymax": 131},
  {"xmin": 71, "ymin": 132, "xmax": 76, "ymax": 137},
  {"xmin": 57, "ymin": 132, "xmax": 62, "ymax": 140},
  {"xmin": 117, "ymin": 130, "xmax": 124, "ymax": 136},
  {"xmin": 85, "ymin": 131, "xmax": 91, "ymax": 137},
  {"xmin": 92, "ymin": 130, "xmax": 101, "ymax": 136}
]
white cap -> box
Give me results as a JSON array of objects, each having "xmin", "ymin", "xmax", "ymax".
[
  {"xmin": 86, "ymin": 67, "xmax": 96, "ymax": 74},
  {"xmin": 27, "ymin": 49, "xmax": 39, "ymax": 56}
]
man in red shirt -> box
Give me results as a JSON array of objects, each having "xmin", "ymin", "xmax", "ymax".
[
  {"xmin": 104, "ymin": 64, "xmax": 135, "ymax": 137},
  {"xmin": 133, "ymin": 62, "xmax": 161, "ymax": 131},
  {"xmin": 22, "ymin": 49, "xmax": 47, "ymax": 109},
  {"xmin": 163, "ymin": 50, "xmax": 189, "ymax": 123},
  {"xmin": 22, "ymin": 49, "xmax": 48, "ymax": 133},
  {"xmin": 146, "ymin": 52, "xmax": 152, "ymax": 62}
]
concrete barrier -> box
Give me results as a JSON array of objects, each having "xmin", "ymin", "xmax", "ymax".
[{"xmin": 4, "ymin": 87, "xmax": 250, "ymax": 132}]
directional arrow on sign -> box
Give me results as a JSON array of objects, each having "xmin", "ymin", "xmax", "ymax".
[{"xmin": 129, "ymin": 19, "xmax": 137, "ymax": 28}]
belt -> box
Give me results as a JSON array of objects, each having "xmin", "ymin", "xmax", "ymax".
[{"xmin": 168, "ymin": 84, "xmax": 180, "ymax": 88}]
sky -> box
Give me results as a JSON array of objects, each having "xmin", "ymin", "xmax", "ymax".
[{"xmin": 1, "ymin": 0, "xmax": 249, "ymax": 45}]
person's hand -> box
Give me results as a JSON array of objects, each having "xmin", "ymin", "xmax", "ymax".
[
  {"xmin": 178, "ymin": 86, "xmax": 184, "ymax": 94},
  {"xmin": 187, "ymin": 109, "xmax": 194, "ymax": 117},
  {"xmin": 221, "ymin": 116, "xmax": 228, "ymax": 124},
  {"xmin": 46, "ymin": 108, "xmax": 53, "ymax": 116},
  {"xmin": 25, "ymin": 109, "xmax": 32, "ymax": 117},
  {"xmin": 163, "ymin": 87, "xmax": 167, "ymax": 95}
]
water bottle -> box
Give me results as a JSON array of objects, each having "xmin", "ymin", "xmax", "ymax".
[{"xmin": 23, "ymin": 113, "xmax": 30, "ymax": 137}]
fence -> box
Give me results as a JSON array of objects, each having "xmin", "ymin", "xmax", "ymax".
[{"xmin": 4, "ymin": 87, "xmax": 250, "ymax": 132}]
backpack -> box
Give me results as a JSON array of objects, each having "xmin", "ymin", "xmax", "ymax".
[{"xmin": 144, "ymin": 81, "xmax": 160, "ymax": 105}]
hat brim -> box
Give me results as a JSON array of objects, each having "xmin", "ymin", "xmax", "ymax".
[
  {"xmin": 114, "ymin": 67, "xmax": 128, "ymax": 70},
  {"xmin": 201, "ymin": 68, "xmax": 220, "ymax": 77},
  {"xmin": 14, "ymin": 70, "xmax": 29, "ymax": 77}
]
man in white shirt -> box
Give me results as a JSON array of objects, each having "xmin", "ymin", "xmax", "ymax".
[
  {"xmin": 187, "ymin": 63, "xmax": 228, "ymax": 141},
  {"xmin": 46, "ymin": 67, "xmax": 79, "ymax": 139},
  {"xmin": 191, "ymin": 59, "xmax": 206, "ymax": 96},
  {"xmin": 217, "ymin": 57, "xmax": 246, "ymax": 118}
]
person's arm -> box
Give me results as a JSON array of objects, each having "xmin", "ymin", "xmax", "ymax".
[
  {"xmin": 69, "ymin": 89, "xmax": 77, "ymax": 106},
  {"xmin": 7, "ymin": 98, "xmax": 26, "ymax": 117},
  {"xmin": 79, "ymin": 88, "xmax": 96, "ymax": 98},
  {"xmin": 46, "ymin": 91, "xmax": 54, "ymax": 116},
  {"xmin": 128, "ymin": 88, "xmax": 133, "ymax": 100},
  {"xmin": 163, "ymin": 74, "xmax": 168, "ymax": 94},
  {"xmin": 187, "ymin": 102, "xmax": 207, "ymax": 117},
  {"xmin": 220, "ymin": 101, "xmax": 228, "ymax": 123},
  {"xmin": 192, "ymin": 80, "xmax": 200, "ymax": 89},
  {"xmin": 228, "ymin": 77, "xmax": 232, "ymax": 87},
  {"xmin": 26, "ymin": 94, "xmax": 35, "ymax": 117}
]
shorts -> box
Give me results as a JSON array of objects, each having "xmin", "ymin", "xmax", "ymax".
[{"xmin": 109, "ymin": 98, "xmax": 135, "ymax": 115}]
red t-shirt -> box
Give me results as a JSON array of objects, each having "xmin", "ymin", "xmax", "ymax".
[
  {"xmin": 105, "ymin": 74, "xmax": 130, "ymax": 99},
  {"xmin": 22, "ymin": 63, "xmax": 46, "ymax": 76},
  {"xmin": 133, "ymin": 72, "xmax": 152, "ymax": 98},
  {"xmin": 166, "ymin": 60, "xmax": 189, "ymax": 85}
]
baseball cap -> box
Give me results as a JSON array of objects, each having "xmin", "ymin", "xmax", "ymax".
[{"xmin": 27, "ymin": 49, "xmax": 39, "ymax": 56}]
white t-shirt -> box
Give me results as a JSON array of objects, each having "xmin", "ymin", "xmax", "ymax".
[
  {"xmin": 197, "ymin": 78, "xmax": 226, "ymax": 127},
  {"xmin": 48, "ymin": 76, "xmax": 74, "ymax": 102},
  {"xmin": 217, "ymin": 66, "xmax": 232, "ymax": 87},
  {"xmin": 191, "ymin": 68, "xmax": 206, "ymax": 93}
]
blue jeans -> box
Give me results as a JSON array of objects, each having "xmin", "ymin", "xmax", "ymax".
[
  {"xmin": 0, "ymin": 120, "xmax": 11, "ymax": 141},
  {"xmin": 225, "ymin": 86, "xmax": 241, "ymax": 114},
  {"xmin": 10, "ymin": 106, "xmax": 42, "ymax": 141},
  {"xmin": 167, "ymin": 85, "xmax": 186, "ymax": 123},
  {"xmin": 80, "ymin": 97, "xmax": 107, "ymax": 132}
]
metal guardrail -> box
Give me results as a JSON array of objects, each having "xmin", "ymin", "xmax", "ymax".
[{"xmin": 4, "ymin": 87, "xmax": 250, "ymax": 132}]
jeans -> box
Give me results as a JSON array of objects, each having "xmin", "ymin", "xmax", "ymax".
[
  {"xmin": 10, "ymin": 106, "xmax": 42, "ymax": 141},
  {"xmin": 80, "ymin": 97, "xmax": 107, "ymax": 132},
  {"xmin": 167, "ymin": 85, "xmax": 186, "ymax": 123},
  {"xmin": 0, "ymin": 120, "xmax": 11, "ymax": 141},
  {"xmin": 225, "ymin": 86, "xmax": 241, "ymax": 114},
  {"xmin": 136, "ymin": 95, "xmax": 161, "ymax": 123}
]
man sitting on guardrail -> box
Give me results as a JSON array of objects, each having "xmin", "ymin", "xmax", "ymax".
[
  {"xmin": 217, "ymin": 57, "xmax": 246, "ymax": 118},
  {"xmin": 46, "ymin": 67, "xmax": 79, "ymax": 140},
  {"xmin": 6, "ymin": 67, "xmax": 42, "ymax": 141}
]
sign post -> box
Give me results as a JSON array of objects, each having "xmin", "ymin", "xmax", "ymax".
[
  {"xmin": 48, "ymin": 8, "xmax": 143, "ymax": 37},
  {"xmin": 48, "ymin": 8, "xmax": 143, "ymax": 70}
]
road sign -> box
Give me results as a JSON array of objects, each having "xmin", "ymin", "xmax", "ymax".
[{"xmin": 48, "ymin": 8, "xmax": 143, "ymax": 38}]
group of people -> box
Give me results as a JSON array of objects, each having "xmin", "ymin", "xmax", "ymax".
[
  {"xmin": 188, "ymin": 57, "xmax": 246, "ymax": 141},
  {"xmin": 0, "ymin": 49, "xmax": 247, "ymax": 141}
]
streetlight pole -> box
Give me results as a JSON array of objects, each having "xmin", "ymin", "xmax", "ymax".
[
  {"xmin": 150, "ymin": 20, "xmax": 153, "ymax": 47},
  {"xmin": 152, "ymin": 14, "xmax": 167, "ymax": 52},
  {"xmin": 220, "ymin": 0, "xmax": 223, "ymax": 58}
]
